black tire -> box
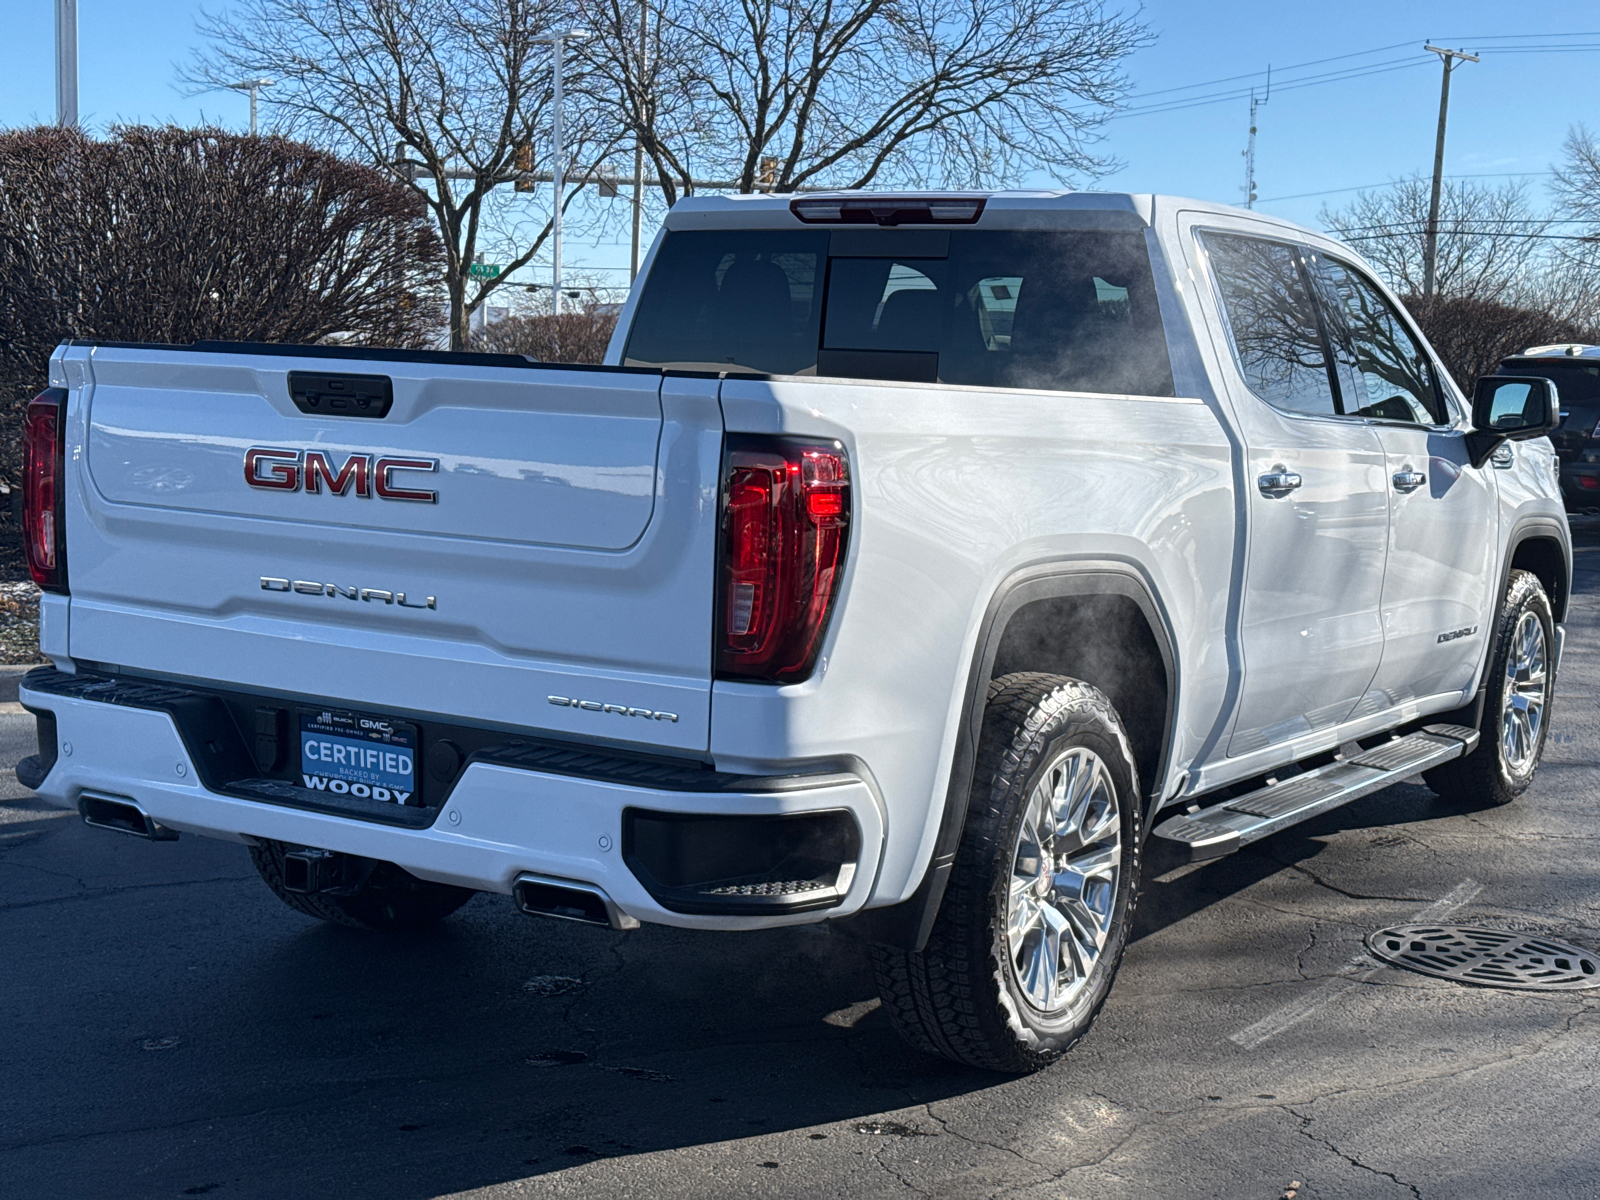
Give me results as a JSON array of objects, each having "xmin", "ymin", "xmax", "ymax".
[
  {"xmin": 249, "ymin": 839, "xmax": 476, "ymax": 930},
  {"xmin": 1424, "ymin": 569, "xmax": 1556, "ymax": 808},
  {"xmin": 872, "ymin": 673, "xmax": 1142, "ymax": 1073}
]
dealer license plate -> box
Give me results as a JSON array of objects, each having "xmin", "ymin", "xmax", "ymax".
[{"xmin": 299, "ymin": 708, "xmax": 419, "ymax": 805}]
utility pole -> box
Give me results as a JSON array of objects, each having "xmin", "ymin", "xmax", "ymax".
[
  {"xmin": 1240, "ymin": 66, "xmax": 1270, "ymax": 209},
  {"xmin": 536, "ymin": 28, "xmax": 590, "ymax": 316},
  {"xmin": 1422, "ymin": 44, "xmax": 1479, "ymax": 300},
  {"xmin": 55, "ymin": 0, "xmax": 78, "ymax": 127},
  {"xmin": 228, "ymin": 78, "xmax": 275, "ymax": 135},
  {"xmin": 630, "ymin": 0, "xmax": 648, "ymax": 283}
]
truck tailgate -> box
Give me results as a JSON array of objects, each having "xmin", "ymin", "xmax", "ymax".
[{"xmin": 62, "ymin": 345, "xmax": 722, "ymax": 752}]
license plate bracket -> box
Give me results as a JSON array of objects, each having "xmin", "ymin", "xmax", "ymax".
[{"xmin": 299, "ymin": 708, "xmax": 420, "ymax": 806}]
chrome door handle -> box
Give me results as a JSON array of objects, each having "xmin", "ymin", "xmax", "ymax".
[
  {"xmin": 1257, "ymin": 471, "xmax": 1302, "ymax": 497},
  {"xmin": 1392, "ymin": 469, "xmax": 1426, "ymax": 493}
]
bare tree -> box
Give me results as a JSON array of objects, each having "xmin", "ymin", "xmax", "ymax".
[
  {"xmin": 580, "ymin": 0, "xmax": 1150, "ymax": 205},
  {"xmin": 1319, "ymin": 177, "xmax": 1549, "ymax": 303},
  {"xmin": 469, "ymin": 310, "xmax": 619, "ymax": 362},
  {"xmin": 189, "ymin": 0, "xmax": 623, "ymax": 349},
  {"xmin": 1402, "ymin": 294, "xmax": 1600, "ymax": 392},
  {"xmin": 0, "ymin": 124, "xmax": 444, "ymax": 491}
]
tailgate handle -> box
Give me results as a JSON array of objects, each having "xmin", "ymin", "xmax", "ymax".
[{"xmin": 287, "ymin": 371, "xmax": 394, "ymax": 418}]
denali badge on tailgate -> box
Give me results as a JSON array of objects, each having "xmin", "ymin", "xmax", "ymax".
[{"xmin": 244, "ymin": 448, "xmax": 439, "ymax": 502}]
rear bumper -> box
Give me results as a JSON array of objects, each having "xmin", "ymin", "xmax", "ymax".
[{"xmin": 19, "ymin": 674, "xmax": 884, "ymax": 931}]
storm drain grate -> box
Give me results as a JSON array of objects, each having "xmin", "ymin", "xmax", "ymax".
[{"xmin": 1367, "ymin": 925, "xmax": 1600, "ymax": 991}]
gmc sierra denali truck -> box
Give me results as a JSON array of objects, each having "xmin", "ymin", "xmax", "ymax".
[{"xmin": 17, "ymin": 191, "xmax": 1571, "ymax": 1073}]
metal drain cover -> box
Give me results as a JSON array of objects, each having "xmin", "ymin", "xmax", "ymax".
[{"xmin": 1367, "ymin": 925, "xmax": 1600, "ymax": 991}]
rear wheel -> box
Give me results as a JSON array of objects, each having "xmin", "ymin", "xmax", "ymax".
[
  {"xmin": 1424, "ymin": 569, "xmax": 1556, "ymax": 808},
  {"xmin": 872, "ymin": 673, "xmax": 1142, "ymax": 1073},
  {"xmin": 250, "ymin": 840, "xmax": 476, "ymax": 930}
]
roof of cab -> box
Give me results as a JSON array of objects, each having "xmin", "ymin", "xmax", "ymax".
[{"xmin": 661, "ymin": 188, "xmax": 1321, "ymax": 239}]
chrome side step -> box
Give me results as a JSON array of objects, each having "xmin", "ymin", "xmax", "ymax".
[{"xmin": 1153, "ymin": 725, "xmax": 1479, "ymax": 863}]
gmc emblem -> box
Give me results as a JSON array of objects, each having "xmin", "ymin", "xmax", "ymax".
[{"xmin": 244, "ymin": 448, "xmax": 439, "ymax": 503}]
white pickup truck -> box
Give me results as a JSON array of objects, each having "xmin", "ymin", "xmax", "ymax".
[{"xmin": 18, "ymin": 191, "xmax": 1571, "ymax": 1072}]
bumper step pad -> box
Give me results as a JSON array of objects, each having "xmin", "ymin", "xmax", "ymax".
[{"xmin": 1152, "ymin": 725, "xmax": 1479, "ymax": 862}]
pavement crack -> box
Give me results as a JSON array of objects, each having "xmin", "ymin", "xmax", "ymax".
[
  {"xmin": 1276, "ymin": 861, "xmax": 1416, "ymax": 903},
  {"xmin": 0, "ymin": 874, "xmax": 257, "ymax": 912},
  {"xmin": 1286, "ymin": 1105, "xmax": 1423, "ymax": 1198}
]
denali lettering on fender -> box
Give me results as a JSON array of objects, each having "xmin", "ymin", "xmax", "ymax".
[{"xmin": 244, "ymin": 448, "xmax": 439, "ymax": 503}]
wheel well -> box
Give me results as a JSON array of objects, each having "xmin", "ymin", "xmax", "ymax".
[
  {"xmin": 988, "ymin": 594, "xmax": 1171, "ymax": 799},
  {"xmin": 1510, "ymin": 536, "xmax": 1568, "ymax": 622}
]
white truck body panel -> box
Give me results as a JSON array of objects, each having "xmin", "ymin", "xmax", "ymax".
[{"xmin": 21, "ymin": 190, "xmax": 1570, "ymax": 930}]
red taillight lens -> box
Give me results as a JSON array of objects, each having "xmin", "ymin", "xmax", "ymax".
[
  {"xmin": 23, "ymin": 388, "xmax": 68, "ymax": 593},
  {"xmin": 717, "ymin": 438, "xmax": 850, "ymax": 682}
]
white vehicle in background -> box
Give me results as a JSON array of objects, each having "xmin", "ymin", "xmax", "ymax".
[{"xmin": 19, "ymin": 191, "xmax": 1569, "ymax": 1072}]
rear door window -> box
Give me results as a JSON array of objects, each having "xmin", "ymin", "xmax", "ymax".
[
  {"xmin": 1201, "ymin": 232, "xmax": 1337, "ymax": 417},
  {"xmin": 625, "ymin": 228, "xmax": 1175, "ymax": 396}
]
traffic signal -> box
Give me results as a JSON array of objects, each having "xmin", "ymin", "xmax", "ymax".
[{"xmin": 515, "ymin": 143, "xmax": 534, "ymax": 193}]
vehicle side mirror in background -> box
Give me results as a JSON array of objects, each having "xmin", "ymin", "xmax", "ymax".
[{"xmin": 1465, "ymin": 375, "xmax": 1560, "ymax": 468}]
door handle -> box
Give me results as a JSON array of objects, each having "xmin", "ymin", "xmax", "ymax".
[
  {"xmin": 1257, "ymin": 471, "xmax": 1302, "ymax": 497},
  {"xmin": 1392, "ymin": 469, "xmax": 1426, "ymax": 493}
]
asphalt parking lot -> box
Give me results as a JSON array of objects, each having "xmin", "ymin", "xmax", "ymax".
[{"xmin": 2, "ymin": 519, "xmax": 1597, "ymax": 1200}]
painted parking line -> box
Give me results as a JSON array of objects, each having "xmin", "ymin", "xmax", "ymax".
[{"xmin": 1229, "ymin": 879, "xmax": 1482, "ymax": 1049}]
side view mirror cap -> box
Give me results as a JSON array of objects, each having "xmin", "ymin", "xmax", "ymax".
[{"xmin": 1465, "ymin": 375, "xmax": 1560, "ymax": 467}]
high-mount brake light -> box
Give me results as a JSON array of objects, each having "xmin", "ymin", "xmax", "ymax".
[
  {"xmin": 789, "ymin": 197, "xmax": 985, "ymax": 226},
  {"xmin": 717, "ymin": 438, "xmax": 851, "ymax": 683},
  {"xmin": 23, "ymin": 387, "xmax": 69, "ymax": 593}
]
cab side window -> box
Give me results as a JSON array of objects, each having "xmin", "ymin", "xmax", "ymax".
[
  {"xmin": 1202, "ymin": 232, "xmax": 1337, "ymax": 417},
  {"xmin": 1310, "ymin": 256, "xmax": 1447, "ymax": 425}
]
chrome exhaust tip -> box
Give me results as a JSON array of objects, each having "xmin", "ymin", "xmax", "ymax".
[
  {"xmin": 513, "ymin": 873, "xmax": 639, "ymax": 931},
  {"xmin": 78, "ymin": 793, "xmax": 178, "ymax": 841}
]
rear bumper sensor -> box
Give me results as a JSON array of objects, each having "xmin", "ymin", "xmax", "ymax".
[
  {"xmin": 622, "ymin": 808, "xmax": 862, "ymax": 915},
  {"xmin": 1152, "ymin": 725, "xmax": 1480, "ymax": 863}
]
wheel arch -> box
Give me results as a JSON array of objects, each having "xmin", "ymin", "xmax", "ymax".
[
  {"xmin": 838, "ymin": 560, "xmax": 1179, "ymax": 952},
  {"xmin": 1506, "ymin": 523, "xmax": 1570, "ymax": 624}
]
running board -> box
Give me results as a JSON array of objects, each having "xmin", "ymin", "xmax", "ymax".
[{"xmin": 1152, "ymin": 725, "xmax": 1479, "ymax": 863}]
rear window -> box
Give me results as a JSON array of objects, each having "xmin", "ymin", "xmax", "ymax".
[
  {"xmin": 624, "ymin": 229, "xmax": 1175, "ymax": 397},
  {"xmin": 1500, "ymin": 361, "xmax": 1600, "ymax": 439}
]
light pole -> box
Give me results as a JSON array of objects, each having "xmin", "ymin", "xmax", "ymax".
[
  {"xmin": 535, "ymin": 29, "xmax": 589, "ymax": 316},
  {"xmin": 228, "ymin": 77, "xmax": 275, "ymax": 136},
  {"xmin": 1421, "ymin": 44, "xmax": 1479, "ymax": 300},
  {"xmin": 55, "ymin": 0, "xmax": 78, "ymax": 127}
]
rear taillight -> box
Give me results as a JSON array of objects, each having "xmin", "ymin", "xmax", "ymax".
[
  {"xmin": 23, "ymin": 387, "xmax": 68, "ymax": 593},
  {"xmin": 717, "ymin": 438, "xmax": 850, "ymax": 683}
]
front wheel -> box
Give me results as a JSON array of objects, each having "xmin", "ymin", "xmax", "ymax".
[
  {"xmin": 872, "ymin": 673, "xmax": 1142, "ymax": 1073},
  {"xmin": 1424, "ymin": 568, "xmax": 1556, "ymax": 808}
]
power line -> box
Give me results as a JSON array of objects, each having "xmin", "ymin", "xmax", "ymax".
[{"xmin": 1255, "ymin": 172, "xmax": 1552, "ymax": 204}]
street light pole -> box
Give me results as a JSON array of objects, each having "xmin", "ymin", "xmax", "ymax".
[
  {"xmin": 1421, "ymin": 44, "xmax": 1479, "ymax": 301},
  {"xmin": 227, "ymin": 78, "xmax": 275, "ymax": 135},
  {"xmin": 536, "ymin": 29, "xmax": 590, "ymax": 316},
  {"xmin": 631, "ymin": 0, "xmax": 648, "ymax": 283},
  {"xmin": 55, "ymin": 0, "xmax": 78, "ymax": 127}
]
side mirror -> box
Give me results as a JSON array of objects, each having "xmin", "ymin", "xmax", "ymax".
[{"xmin": 1465, "ymin": 375, "xmax": 1560, "ymax": 467}]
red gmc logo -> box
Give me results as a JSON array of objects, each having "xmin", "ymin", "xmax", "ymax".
[{"xmin": 244, "ymin": 448, "xmax": 439, "ymax": 503}]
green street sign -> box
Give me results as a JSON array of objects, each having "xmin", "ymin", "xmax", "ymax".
[{"xmin": 468, "ymin": 262, "xmax": 503, "ymax": 279}]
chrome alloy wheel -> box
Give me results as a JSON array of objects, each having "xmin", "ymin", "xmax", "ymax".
[
  {"xmin": 1006, "ymin": 746, "xmax": 1122, "ymax": 1015},
  {"xmin": 1501, "ymin": 610, "xmax": 1550, "ymax": 774}
]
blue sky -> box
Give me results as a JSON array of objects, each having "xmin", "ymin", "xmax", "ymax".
[{"xmin": 3, "ymin": 0, "xmax": 1596, "ymax": 286}]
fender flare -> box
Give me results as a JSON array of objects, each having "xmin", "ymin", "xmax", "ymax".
[
  {"xmin": 1425, "ymin": 515, "xmax": 1571, "ymax": 732},
  {"xmin": 837, "ymin": 559, "xmax": 1180, "ymax": 952}
]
